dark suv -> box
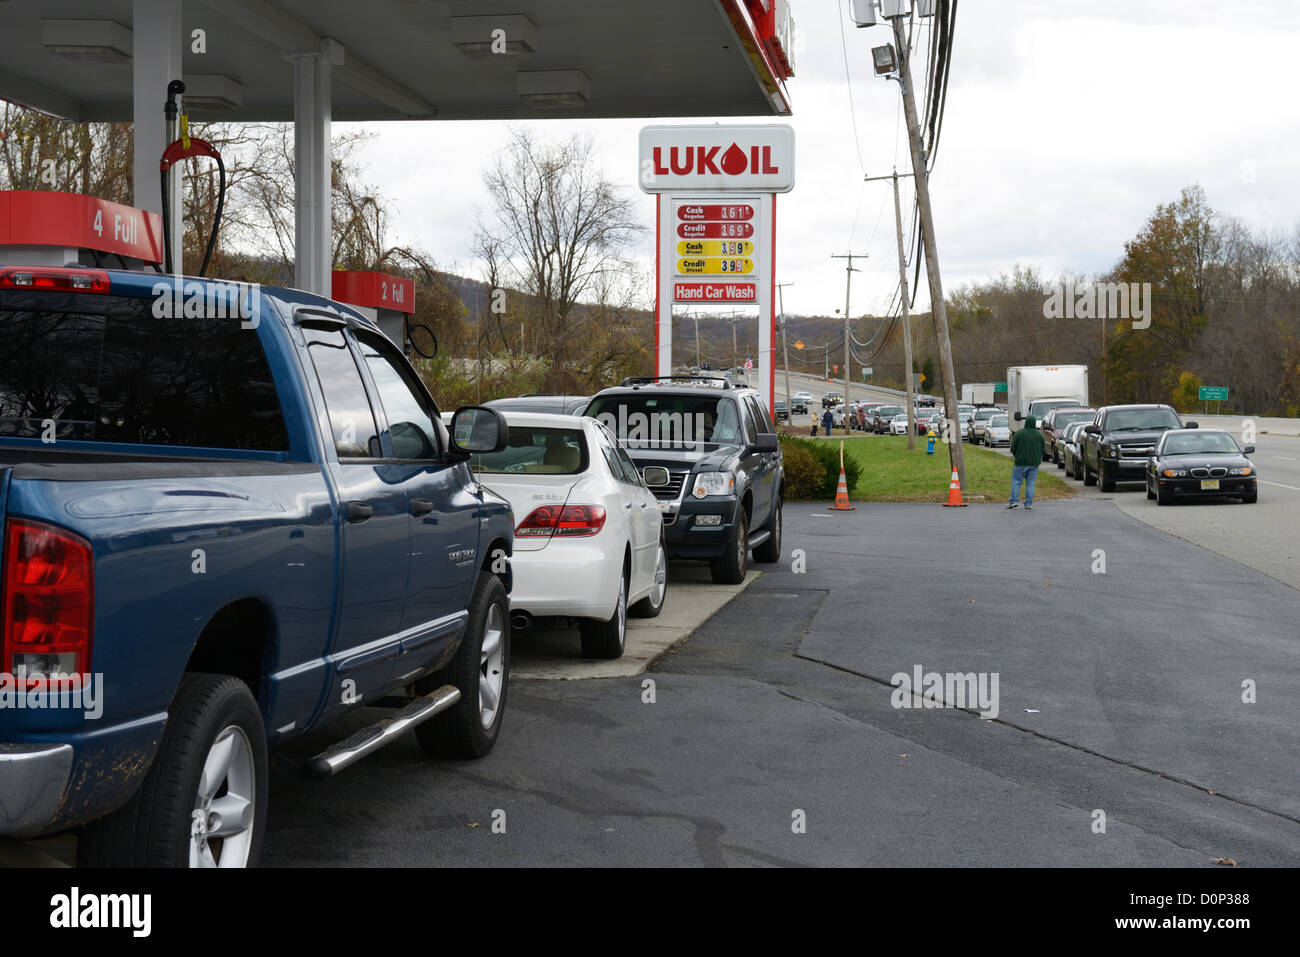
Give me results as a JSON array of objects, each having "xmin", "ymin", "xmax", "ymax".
[
  {"xmin": 584, "ymin": 376, "xmax": 784, "ymax": 584},
  {"xmin": 1080, "ymin": 404, "xmax": 1197, "ymax": 492}
]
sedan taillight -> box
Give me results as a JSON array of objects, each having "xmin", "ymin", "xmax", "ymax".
[
  {"xmin": 515, "ymin": 505, "xmax": 607, "ymax": 539},
  {"xmin": 2, "ymin": 519, "xmax": 95, "ymax": 690}
]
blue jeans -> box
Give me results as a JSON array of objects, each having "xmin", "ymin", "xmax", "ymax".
[{"xmin": 1010, "ymin": 465, "xmax": 1038, "ymax": 505}]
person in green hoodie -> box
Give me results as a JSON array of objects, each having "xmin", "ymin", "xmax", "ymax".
[{"xmin": 1007, "ymin": 415, "xmax": 1045, "ymax": 509}]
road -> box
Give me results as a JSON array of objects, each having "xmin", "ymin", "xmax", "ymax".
[
  {"xmin": 253, "ymin": 501, "xmax": 1299, "ymax": 867},
  {"xmin": 1000, "ymin": 434, "xmax": 1300, "ymax": 590}
]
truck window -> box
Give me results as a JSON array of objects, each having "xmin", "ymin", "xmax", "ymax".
[
  {"xmin": 0, "ymin": 294, "xmax": 287, "ymax": 450},
  {"xmin": 302, "ymin": 325, "xmax": 381, "ymax": 459},
  {"xmin": 355, "ymin": 331, "xmax": 441, "ymax": 460}
]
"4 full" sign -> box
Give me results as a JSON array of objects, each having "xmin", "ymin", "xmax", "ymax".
[{"xmin": 640, "ymin": 125, "xmax": 795, "ymax": 193}]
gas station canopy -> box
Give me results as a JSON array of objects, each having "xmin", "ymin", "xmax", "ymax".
[
  {"xmin": 0, "ymin": 0, "xmax": 795, "ymax": 299},
  {"xmin": 0, "ymin": 0, "xmax": 793, "ymax": 121}
]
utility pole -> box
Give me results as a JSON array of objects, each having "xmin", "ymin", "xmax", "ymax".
[
  {"xmin": 693, "ymin": 312, "xmax": 701, "ymax": 371},
  {"xmin": 832, "ymin": 253, "xmax": 866, "ymax": 435},
  {"xmin": 865, "ymin": 169, "xmax": 917, "ymax": 449},
  {"xmin": 731, "ymin": 316, "xmax": 738, "ymax": 374},
  {"xmin": 777, "ymin": 281, "xmax": 794, "ymax": 422},
  {"xmin": 886, "ymin": 12, "xmax": 966, "ymax": 488}
]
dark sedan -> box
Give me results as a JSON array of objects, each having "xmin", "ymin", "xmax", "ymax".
[{"xmin": 1145, "ymin": 429, "xmax": 1258, "ymax": 505}]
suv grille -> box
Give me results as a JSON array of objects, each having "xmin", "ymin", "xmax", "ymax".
[
  {"xmin": 1119, "ymin": 444, "xmax": 1154, "ymax": 457},
  {"xmin": 651, "ymin": 469, "xmax": 689, "ymax": 502}
]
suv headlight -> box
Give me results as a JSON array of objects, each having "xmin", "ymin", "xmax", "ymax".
[{"xmin": 692, "ymin": 472, "xmax": 735, "ymax": 498}]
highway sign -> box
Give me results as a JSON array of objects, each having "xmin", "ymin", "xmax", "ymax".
[
  {"xmin": 1199, "ymin": 386, "xmax": 1228, "ymax": 401},
  {"xmin": 993, "ymin": 381, "xmax": 1008, "ymax": 392}
]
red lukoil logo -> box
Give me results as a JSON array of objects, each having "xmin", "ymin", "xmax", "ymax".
[{"xmin": 651, "ymin": 143, "xmax": 781, "ymax": 177}]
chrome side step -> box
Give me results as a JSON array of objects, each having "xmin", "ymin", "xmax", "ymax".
[{"xmin": 304, "ymin": 684, "xmax": 460, "ymax": 779}]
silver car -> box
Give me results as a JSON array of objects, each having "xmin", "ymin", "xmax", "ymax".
[{"xmin": 983, "ymin": 413, "xmax": 1011, "ymax": 448}]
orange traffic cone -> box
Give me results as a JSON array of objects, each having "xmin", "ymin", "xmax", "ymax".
[
  {"xmin": 829, "ymin": 441, "xmax": 856, "ymax": 511},
  {"xmin": 942, "ymin": 467, "xmax": 967, "ymax": 507}
]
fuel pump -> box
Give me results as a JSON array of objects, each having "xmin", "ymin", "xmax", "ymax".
[{"xmin": 159, "ymin": 80, "xmax": 226, "ymax": 276}]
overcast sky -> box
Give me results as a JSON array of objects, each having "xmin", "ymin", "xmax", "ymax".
[{"xmin": 339, "ymin": 0, "xmax": 1300, "ymax": 319}]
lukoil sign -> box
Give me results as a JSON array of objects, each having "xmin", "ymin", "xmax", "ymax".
[{"xmin": 640, "ymin": 125, "xmax": 795, "ymax": 192}]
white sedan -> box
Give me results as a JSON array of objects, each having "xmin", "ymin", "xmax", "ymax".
[
  {"xmin": 889, "ymin": 413, "xmax": 911, "ymax": 435},
  {"xmin": 470, "ymin": 411, "xmax": 667, "ymax": 659}
]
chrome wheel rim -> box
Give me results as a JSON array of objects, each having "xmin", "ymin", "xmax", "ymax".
[
  {"xmin": 737, "ymin": 519, "xmax": 747, "ymax": 570},
  {"xmin": 479, "ymin": 602, "xmax": 505, "ymax": 729},
  {"xmin": 650, "ymin": 542, "xmax": 667, "ymax": 608},
  {"xmin": 190, "ymin": 725, "xmax": 255, "ymax": 868}
]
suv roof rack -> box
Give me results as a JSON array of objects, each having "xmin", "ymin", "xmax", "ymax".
[{"xmin": 618, "ymin": 375, "xmax": 734, "ymax": 389}]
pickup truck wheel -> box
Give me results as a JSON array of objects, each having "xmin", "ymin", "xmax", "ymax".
[
  {"xmin": 1083, "ymin": 461, "xmax": 1097, "ymax": 486},
  {"xmin": 415, "ymin": 572, "xmax": 510, "ymax": 759},
  {"xmin": 580, "ymin": 566, "xmax": 628, "ymax": 658},
  {"xmin": 630, "ymin": 535, "xmax": 667, "ymax": 619},
  {"xmin": 710, "ymin": 508, "xmax": 749, "ymax": 585},
  {"xmin": 753, "ymin": 496, "xmax": 782, "ymax": 563},
  {"xmin": 1099, "ymin": 466, "xmax": 1116, "ymax": 493},
  {"xmin": 77, "ymin": 674, "xmax": 267, "ymax": 868}
]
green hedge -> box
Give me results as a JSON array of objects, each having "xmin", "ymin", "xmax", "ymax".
[{"xmin": 779, "ymin": 433, "xmax": 862, "ymax": 500}]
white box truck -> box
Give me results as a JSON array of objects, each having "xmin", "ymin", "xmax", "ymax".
[
  {"xmin": 961, "ymin": 383, "xmax": 996, "ymax": 405},
  {"xmin": 1007, "ymin": 365, "xmax": 1089, "ymax": 431}
]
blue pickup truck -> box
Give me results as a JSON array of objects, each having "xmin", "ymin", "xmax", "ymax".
[{"xmin": 0, "ymin": 265, "xmax": 514, "ymax": 867}]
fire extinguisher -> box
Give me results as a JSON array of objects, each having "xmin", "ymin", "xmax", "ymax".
[{"xmin": 159, "ymin": 80, "xmax": 225, "ymax": 277}]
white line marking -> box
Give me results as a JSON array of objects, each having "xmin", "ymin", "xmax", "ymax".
[
  {"xmin": 1272, "ymin": 455, "xmax": 1297, "ymax": 461},
  {"xmin": 1260, "ymin": 480, "xmax": 1300, "ymax": 491}
]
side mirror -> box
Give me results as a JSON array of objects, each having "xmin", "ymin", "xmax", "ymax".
[
  {"xmin": 1013, "ymin": 411, "xmax": 1023, "ymax": 421},
  {"xmin": 1084, "ymin": 425, "xmax": 1101, "ymax": 435},
  {"xmin": 1184, "ymin": 421, "xmax": 1198, "ymax": 429},
  {"xmin": 642, "ymin": 466, "xmax": 670, "ymax": 487},
  {"xmin": 1244, "ymin": 445, "xmax": 1255, "ymax": 454},
  {"xmin": 753, "ymin": 433, "xmax": 780, "ymax": 452},
  {"xmin": 449, "ymin": 406, "xmax": 507, "ymax": 455}
]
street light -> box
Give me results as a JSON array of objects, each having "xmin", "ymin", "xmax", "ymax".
[{"xmin": 871, "ymin": 44, "xmax": 897, "ymax": 75}]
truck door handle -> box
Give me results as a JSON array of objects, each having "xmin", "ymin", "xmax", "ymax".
[
  {"xmin": 410, "ymin": 498, "xmax": 434, "ymax": 517},
  {"xmin": 345, "ymin": 501, "xmax": 374, "ymax": 523}
]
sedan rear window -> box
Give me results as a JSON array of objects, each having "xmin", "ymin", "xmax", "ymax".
[{"xmin": 471, "ymin": 426, "xmax": 588, "ymax": 474}]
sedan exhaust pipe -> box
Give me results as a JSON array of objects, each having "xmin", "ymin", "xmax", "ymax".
[{"xmin": 511, "ymin": 612, "xmax": 532, "ymax": 632}]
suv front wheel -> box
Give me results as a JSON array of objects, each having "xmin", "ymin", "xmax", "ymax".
[{"xmin": 711, "ymin": 508, "xmax": 749, "ymax": 584}]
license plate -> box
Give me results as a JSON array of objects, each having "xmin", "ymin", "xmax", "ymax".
[{"xmin": 1200, "ymin": 479, "xmax": 1219, "ymax": 490}]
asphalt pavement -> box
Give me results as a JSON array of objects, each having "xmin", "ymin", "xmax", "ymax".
[{"xmin": 259, "ymin": 499, "xmax": 1300, "ymax": 867}]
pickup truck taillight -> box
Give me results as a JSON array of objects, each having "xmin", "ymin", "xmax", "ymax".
[
  {"xmin": 2, "ymin": 520, "xmax": 94, "ymax": 690},
  {"xmin": 515, "ymin": 505, "xmax": 607, "ymax": 539}
]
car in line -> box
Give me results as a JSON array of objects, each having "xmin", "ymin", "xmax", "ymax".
[
  {"xmin": 982, "ymin": 413, "xmax": 1012, "ymax": 447},
  {"xmin": 889, "ymin": 412, "xmax": 911, "ymax": 435},
  {"xmin": 871, "ymin": 405, "xmax": 904, "ymax": 433},
  {"xmin": 485, "ymin": 393, "xmax": 590, "ymax": 416},
  {"xmin": 584, "ymin": 376, "xmax": 783, "ymax": 585},
  {"xmin": 823, "ymin": 391, "xmax": 844, "ymax": 408},
  {"xmin": 1041, "ymin": 407, "xmax": 1097, "ymax": 464},
  {"xmin": 1060, "ymin": 421, "xmax": 1089, "ymax": 479},
  {"xmin": 774, "ymin": 400, "xmax": 790, "ymax": 423},
  {"xmin": 968, "ymin": 407, "xmax": 998, "ymax": 443},
  {"xmin": 471, "ymin": 412, "xmax": 668, "ymax": 658},
  {"xmin": 1145, "ymin": 429, "xmax": 1257, "ymax": 505},
  {"xmin": 1080, "ymin": 404, "xmax": 1196, "ymax": 492}
]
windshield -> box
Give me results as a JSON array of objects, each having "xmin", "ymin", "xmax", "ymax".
[
  {"xmin": 876, "ymin": 406, "xmax": 902, "ymax": 417},
  {"xmin": 1161, "ymin": 432, "xmax": 1242, "ymax": 456},
  {"xmin": 472, "ymin": 425, "xmax": 587, "ymax": 474},
  {"xmin": 1107, "ymin": 408, "xmax": 1182, "ymax": 431},
  {"xmin": 1053, "ymin": 410, "xmax": 1095, "ymax": 428},
  {"xmin": 585, "ymin": 394, "xmax": 740, "ymax": 448},
  {"xmin": 1028, "ymin": 399, "xmax": 1082, "ymax": 418},
  {"xmin": 989, "ymin": 415, "xmax": 1009, "ymax": 427},
  {"xmin": 973, "ymin": 409, "xmax": 995, "ymax": 421}
]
